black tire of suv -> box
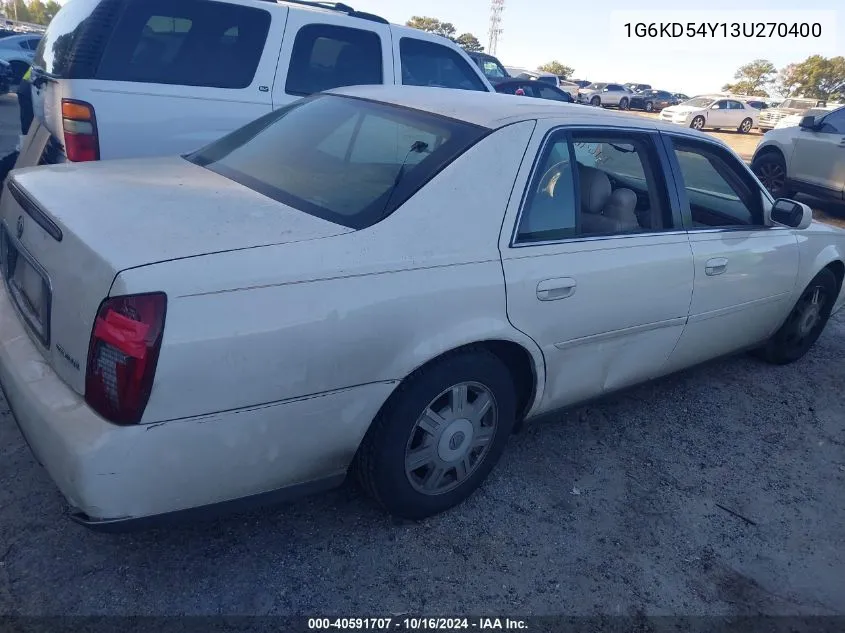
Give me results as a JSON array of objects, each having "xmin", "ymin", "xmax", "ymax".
[
  {"xmin": 619, "ymin": 98, "xmax": 629, "ymax": 110},
  {"xmin": 355, "ymin": 348, "xmax": 517, "ymax": 520},
  {"xmin": 751, "ymin": 152, "xmax": 794, "ymax": 199},
  {"xmin": 590, "ymin": 96, "xmax": 601, "ymax": 107}
]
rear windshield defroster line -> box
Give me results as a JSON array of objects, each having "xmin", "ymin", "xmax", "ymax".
[{"xmin": 185, "ymin": 95, "xmax": 490, "ymax": 230}]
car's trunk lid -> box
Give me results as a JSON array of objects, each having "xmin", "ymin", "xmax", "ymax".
[{"xmin": 0, "ymin": 156, "xmax": 352, "ymax": 394}]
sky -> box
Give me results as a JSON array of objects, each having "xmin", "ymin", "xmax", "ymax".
[{"xmin": 349, "ymin": 0, "xmax": 844, "ymax": 96}]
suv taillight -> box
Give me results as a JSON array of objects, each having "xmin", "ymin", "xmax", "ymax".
[
  {"xmin": 85, "ymin": 293, "xmax": 167, "ymax": 425},
  {"xmin": 61, "ymin": 99, "xmax": 100, "ymax": 162}
]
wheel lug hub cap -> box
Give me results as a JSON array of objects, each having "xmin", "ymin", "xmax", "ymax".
[{"xmin": 437, "ymin": 419, "xmax": 474, "ymax": 462}]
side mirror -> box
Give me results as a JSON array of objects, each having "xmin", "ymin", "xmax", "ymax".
[
  {"xmin": 770, "ymin": 198, "xmax": 812, "ymax": 229},
  {"xmin": 798, "ymin": 115, "xmax": 818, "ymax": 130}
]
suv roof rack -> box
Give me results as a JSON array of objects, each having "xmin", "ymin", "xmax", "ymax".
[{"xmin": 265, "ymin": 0, "xmax": 389, "ymax": 24}]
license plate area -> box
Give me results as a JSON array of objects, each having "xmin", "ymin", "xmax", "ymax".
[{"xmin": 1, "ymin": 223, "xmax": 52, "ymax": 347}]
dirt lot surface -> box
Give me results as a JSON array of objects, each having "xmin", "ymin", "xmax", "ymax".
[{"xmin": 0, "ymin": 94, "xmax": 844, "ymax": 617}]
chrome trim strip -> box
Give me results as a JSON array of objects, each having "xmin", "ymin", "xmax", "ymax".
[
  {"xmin": 687, "ymin": 293, "xmax": 789, "ymax": 324},
  {"xmin": 7, "ymin": 177, "xmax": 63, "ymax": 242},
  {"xmin": 510, "ymin": 230, "xmax": 689, "ymax": 249},
  {"xmin": 554, "ymin": 316, "xmax": 687, "ymax": 351}
]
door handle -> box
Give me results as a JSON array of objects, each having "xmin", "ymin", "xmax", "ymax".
[
  {"xmin": 705, "ymin": 257, "xmax": 728, "ymax": 276},
  {"xmin": 838, "ymin": 137, "xmax": 845, "ymax": 148},
  {"xmin": 537, "ymin": 277, "xmax": 577, "ymax": 301}
]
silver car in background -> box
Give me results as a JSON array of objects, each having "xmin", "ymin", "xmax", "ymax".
[
  {"xmin": 758, "ymin": 98, "xmax": 822, "ymax": 131},
  {"xmin": 577, "ymin": 83, "xmax": 634, "ymax": 109}
]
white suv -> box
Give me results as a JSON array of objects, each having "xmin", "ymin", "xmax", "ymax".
[
  {"xmin": 751, "ymin": 105, "xmax": 845, "ymax": 201},
  {"xmin": 16, "ymin": 0, "xmax": 493, "ymax": 167}
]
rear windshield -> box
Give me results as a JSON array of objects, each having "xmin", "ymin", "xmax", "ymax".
[
  {"xmin": 781, "ymin": 99, "xmax": 817, "ymax": 110},
  {"xmin": 186, "ymin": 95, "xmax": 489, "ymax": 230}
]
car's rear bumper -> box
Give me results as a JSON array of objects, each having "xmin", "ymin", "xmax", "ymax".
[{"xmin": 0, "ymin": 282, "xmax": 395, "ymax": 528}]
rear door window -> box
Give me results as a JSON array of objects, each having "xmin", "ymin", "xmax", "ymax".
[
  {"xmin": 96, "ymin": 0, "xmax": 271, "ymax": 89},
  {"xmin": 400, "ymin": 38, "xmax": 487, "ymax": 92},
  {"xmin": 285, "ymin": 24, "xmax": 383, "ymax": 96}
]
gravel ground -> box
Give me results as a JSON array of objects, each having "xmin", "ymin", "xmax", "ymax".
[{"xmin": 0, "ymin": 92, "xmax": 844, "ymax": 618}]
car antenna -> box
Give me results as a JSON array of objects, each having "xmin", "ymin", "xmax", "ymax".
[{"xmin": 378, "ymin": 140, "xmax": 430, "ymax": 221}]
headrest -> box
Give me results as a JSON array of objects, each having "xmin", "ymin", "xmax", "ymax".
[{"xmin": 577, "ymin": 164, "xmax": 611, "ymax": 214}]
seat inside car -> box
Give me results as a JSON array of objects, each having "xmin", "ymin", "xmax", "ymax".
[{"xmin": 577, "ymin": 164, "xmax": 640, "ymax": 233}]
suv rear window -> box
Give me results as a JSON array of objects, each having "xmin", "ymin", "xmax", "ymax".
[
  {"xmin": 33, "ymin": 0, "xmax": 108, "ymax": 77},
  {"xmin": 187, "ymin": 95, "xmax": 488, "ymax": 229},
  {"xmin": 95, "ymin": 0, "xmax": 271, "ymax": 88}
]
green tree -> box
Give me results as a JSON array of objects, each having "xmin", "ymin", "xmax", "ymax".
[
  {"xmin": 405, "ymin": 16, "xmax": 456, "ymax": 40},
  {"xmin": 454, "ymin": 32, "xmax": 483, "ymax": 53},
  {"xmin": 5, "ymin": 0, "xmax": 31, "ymax": 22},
  {"xmin": 787, "ymin": 55, "xmax": 845, "ymax": 101},
  {"xmin": 773, "ymin": 63, "xmax": 802, "ymax": 98},
  {"xmin": 43, "ymin": 0, "xmax": 60, "ymax": 21},
  {"xmin": 27, "ymin": 0, "xmax": 46, "ymax": 25},
  {"xmin": 538, "ymin": 61, "xmax": 574, "ymax": 78},
  {"xmin": 721, "ymin": 59, "xmax": 777, "ymax": 96}
]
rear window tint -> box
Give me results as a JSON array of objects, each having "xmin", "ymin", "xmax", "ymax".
[
  {"xmin": 400, "ymin": 38, "xmax": 487, "ymax": 92},
  {"xmin": 285, "ymin": 24, "xmax": 383, "ymax": 96},
  {"xmin": 186, "ymin": 95, "xmax": 488, "ymax": 230},
  {"xmin": 95, "ymin": 0, "xmax": 270, "ymax": 88}
]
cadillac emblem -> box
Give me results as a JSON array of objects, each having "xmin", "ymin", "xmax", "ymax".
[{"xmin": 16, "ymin": 215, "xmax": 23, "ymax": 239}]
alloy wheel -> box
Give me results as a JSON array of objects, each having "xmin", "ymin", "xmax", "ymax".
[
  {"xmin": 404, "ymin": 382, "xmax": 498, "ymax": 496},
  {"xmin": 691, "ymin": 117, "xmax": 704, "ymax": 130},
  {"xmin": 783, "ymin": 284, "xmax": 828, "ymax": 349},
  {"xmin": 757, "ymin": 162, "xmax": 786, "ymax": 194}
]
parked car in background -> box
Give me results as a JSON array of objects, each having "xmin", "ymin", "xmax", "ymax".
[
  {"xmin": 0, "ymin": 59, "xmax": 12, "ymax": 94},
  {"xmin": 629, "ymin": 89, "xmax": 676, "ymax": 113},
  {"xmin": 752, "ymin": 105, "xmax": 845, "ymax": 200},
  {"xmin": 673, "ymin": 93, "xmax": 690, "ymax": 102},
  {"xmin": 2, "ymin": 86, "xmax": 843, "ymax": 529},
  {"xmin": 743, "ymin": 99, "xmax": 770, "ymax": 110},
  {"xmin": 758, "ymin": 98, "xmax": 820, "ymax": 131},
  {"xmin": 17, "ymin": 0, "xmax": 493, "ymax": 168},
  {"xmin": 660, "ymin": 95, "xmax": 759, "ymax": 132},
  {"xmin": 570, "ymin": 79, "xmax": 592, "ymax": 89},
  {"xmin": 625, "ymin": 83, "xmax": 651, "ymax": 93},
  {"xmin": 774, "ymin": 105, "xmax": 841, "ymax": 129},
  {"xmin": 577, "ymin": 82, "xmax": 634, "ymax": 108},
  {"xmin": 0, "ymin": 33, "xmax": 40, "ymax": 83},
  {"xmin": 495, "ymin": 79, "xmax": 573, "ymax": 102},
  {"xmin": 466, "ymin": 51, "xmax": 510, "ymax": 85}
]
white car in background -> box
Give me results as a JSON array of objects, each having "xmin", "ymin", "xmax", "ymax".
[
  {"xmin": 1, "ymin": 87, "xmax": 843, "ymax": 530},
  {"xmin": 576, "ymin": 82, "xmax": 635, "ymax": 108},
  {"xmin": 774, "ymin": 104, "xmax": 843, "ymax": 129},
  {"xmin": 752, "ymin": 105, "xmax": 845, "ymax": 201},
  {"xmin": 660, "ymin": 95, "xmax": 759, "ymax": 133}
]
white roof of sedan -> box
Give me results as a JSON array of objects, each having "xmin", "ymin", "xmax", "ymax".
[{"xmin": 329, "ymin": 85, "xmax": 715, "ymax": 138}]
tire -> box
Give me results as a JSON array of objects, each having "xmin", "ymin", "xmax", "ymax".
[
  {"xmin": 755, "ymin": 268, "xmax": 838, "ymax": 365},
  {"xmin": 590, "ymin": 96, "xmax": 601, "ymax": 107},
  {"xmin": 690, "ymin": 116, "xmax": 705, "ymax": 131},
  {"xmin": 751, "ymin": 152, "xmax": 793, "ymax": 198},
  {"xmin": 619, "ymin": 97, "xmax": 629, "ymax": 110},
  {"xmin": 644, "ymin": 101, "xmax": 654, "ymax": 112},
  {"xmin": 355, "ymin": 349, "xmax": 517, "ymax": 520},
  {"xmin": 8, "ymin": 61, "xmax": 27, "ymax": 85},
  {"xmin": 738, "ymin": 118, "xmax": 753, "ymax": 133}
]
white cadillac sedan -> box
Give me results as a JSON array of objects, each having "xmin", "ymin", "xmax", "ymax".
[
  {"xmin": 660, "ymin": 95, "xmax": 759, "ymax": 133},
  {"xmin": 1, "ymin": 87, "xmax": 843, "ymax": 530}
]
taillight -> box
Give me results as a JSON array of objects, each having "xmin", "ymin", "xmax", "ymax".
[
  {"xmin": 61, "ymin": 99, "xmax": 100, "ymax": 162},
  {"xmin": 85, "ymin": 293, "xmax": 167, "ymax": 425}
]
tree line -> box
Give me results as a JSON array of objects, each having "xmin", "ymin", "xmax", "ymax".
[
  {"xmin": 722, "ymin": 56, "xmax": 845, "ymax": 101},
  {"xmin": 1, "ymin": 0, "xmax": 62, "ymax": 26},
  {"xmin": 405, "ymin": 16, "xmax": 575, "ymax": 78}
]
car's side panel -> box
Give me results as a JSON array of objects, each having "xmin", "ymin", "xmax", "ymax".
[
  {"xmin": 496, "ymin": 122, "xmax": 695, "ymax": 416},
  {"xmin": 109, "ymin": 121, "xmax": 543, "ymax": 423}
]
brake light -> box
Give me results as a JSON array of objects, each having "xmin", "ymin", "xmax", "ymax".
[
  {"xmin": 61, "ymin": 99, "xmax": 100, "ymax": 162},
  {"xmin": 85, "ymin": 293, "xmax": 167, "ymax": 425}
]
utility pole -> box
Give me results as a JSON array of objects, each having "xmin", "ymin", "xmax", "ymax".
[{"xmin": 488, "ymin": 0, "xmax": 504, "ymax": 56}]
